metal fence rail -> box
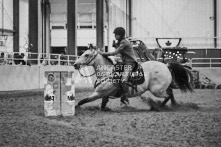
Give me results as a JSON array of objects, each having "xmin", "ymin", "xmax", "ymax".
[
  {"xmin": 190, "ymin": 58, "xmax": 221, "ymax": 68},
  {"xmin": 0, "ymin": 52, "xmax": 78, "ymax": 66},
  {"xmin": 1, "ymin": 51, "xmax": 221, "ymax": 68}
]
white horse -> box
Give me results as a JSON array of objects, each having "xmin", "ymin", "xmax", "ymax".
[{"xmin": 74, "ymin": 48, "xmax": 193, "ymax": 110}]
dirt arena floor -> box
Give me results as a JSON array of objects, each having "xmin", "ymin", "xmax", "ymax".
[{"xmin": 0, "ymin": 88, "xmax": 221, "ymax": 147}]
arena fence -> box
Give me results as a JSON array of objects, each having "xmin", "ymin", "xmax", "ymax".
[
  {"xmin": 1, "ymin": 51, "xmax": 221, "ymax": 68},
  {"xmin": 1, "ymin": 51, "xmax": 221, "ymax": 91},
  {"xmin": 189, "ymin": 58, "xmax": 221, "ymax": 68},
  {"xmin": 0, "ymin": 52, "xmax": 78, "ymax": 66}
]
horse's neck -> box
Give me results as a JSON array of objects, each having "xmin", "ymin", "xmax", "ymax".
[{"xmin": 93, "ymin": 54, "xmax": 113, "ymax": 79}]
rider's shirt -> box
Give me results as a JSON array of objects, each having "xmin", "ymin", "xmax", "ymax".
[{"xmin": 104, "ymin": 38, "xmax": 137, "ymax": 64}]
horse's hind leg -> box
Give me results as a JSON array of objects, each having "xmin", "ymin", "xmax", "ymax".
[
  {"xmin": 101, "ymin": 97, "xmax": 109, "ymax": 110},
  {"xmin": 160, "ymin": 97, "xmax": 170, "ymax": 107},
  {"xmin": 168, "ymin": 88, "xmax": 177, "ymax": 106},
  {"xmin": 161, "ymin": 87, "xmax": 176, "ymax": 107}
]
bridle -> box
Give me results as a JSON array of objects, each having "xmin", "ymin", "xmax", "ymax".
[{"xmin": 78, "ymin": 50, "xmax": 98, "ymax": 77}]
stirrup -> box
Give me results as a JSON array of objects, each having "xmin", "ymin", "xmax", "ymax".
[
  {"xmin": 121, "ymin": 81, "xmax": 133, "ymax": 88},
  {"xmin": 119, "ymin": 81, "xmax": 128, "ymax": 93},
  {"xmin": 121, "ymin": 81, "xmax": 138, "ymax": 93}
]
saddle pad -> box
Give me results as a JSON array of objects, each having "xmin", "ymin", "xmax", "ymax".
[{"xmin": 129, "ymin": 66, "xmax": 145, "ymax": 85}]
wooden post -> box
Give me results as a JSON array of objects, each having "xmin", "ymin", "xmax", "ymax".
[
  {"xmin": 96, "ymin": 0, "xmax": 104, "ymax": 50},
  {"xmin": 67, "ymin": 0, "xmax": 77, "ymax": 55},
  {"xmin": 43, "ymin": 0, "xmax": 51, "ymax": 54},
  {"xmin": 128, "ymin": 0, "xmax": 132, "ymax": 37},
  {"xmin": 13, "ymin": 0, "xmax": 19, "ymax": 52},
  {"xmin": 29, "ymin": 0, "xmax": 38, "ymax": 54},
  {"xmin": 213, "ymin": 0, "xmax": 217, "ymax": 48}
]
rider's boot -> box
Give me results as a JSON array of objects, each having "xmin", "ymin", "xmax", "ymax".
[
  {"xmin": 120, "ymin": 81, "xmax": 130, "ymax": 105},
  {"xmin": 120, "ymin": 95, "xmax": 129, "ymax": 105}
]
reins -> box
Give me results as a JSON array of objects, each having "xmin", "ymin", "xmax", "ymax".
[
  {"xmin": 78, "ymin": 68, "xmax": 96, "ymax": 77},
  {"xmin": 77, "ymin": 51, "xmax": 98, "ymax": 77}
]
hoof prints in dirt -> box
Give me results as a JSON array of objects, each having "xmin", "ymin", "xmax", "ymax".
[
  {"xmin": 0, "ymin": 89, "xmax": 221, "ymax": 147},
  {"xmin": 148, "ymin": 99, "xmax": 200, "ymax": 112}
]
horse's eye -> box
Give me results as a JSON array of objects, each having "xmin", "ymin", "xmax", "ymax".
[{"xmin": 85, "ymin": 54, "xmax": 89, "ymax": 57}]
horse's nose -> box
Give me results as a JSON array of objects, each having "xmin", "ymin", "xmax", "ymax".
[
  {"xmin": 74, "ymin": 63, "xmax": 79, "ymax": 69},
  {"xmin": 73, "ymin": 63, "xmax": 77, "ymax": 68}
]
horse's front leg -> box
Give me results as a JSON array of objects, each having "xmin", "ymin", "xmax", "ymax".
[
  {"xmin": 76, "ymin": 92, "xmax": 102, "ymax": 108},
  {"xmin": 120, "ymin": 95, "xmax": 129, "ymax": 105}
]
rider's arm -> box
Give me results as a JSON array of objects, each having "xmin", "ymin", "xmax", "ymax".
[{"xmin": 100, "ymin": 41, "xmax": 125, "ymax": 56}]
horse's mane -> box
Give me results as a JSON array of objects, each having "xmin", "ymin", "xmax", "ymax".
[
  {"xmin": 87, "ymin": 45, "xmax": 114, "ymax": 65},
  {"xmin": 102, "ymin": 55, "xmax": 114, "ymax": 65}
]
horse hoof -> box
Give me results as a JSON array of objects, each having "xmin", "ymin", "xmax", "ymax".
[
  {"xmin": 171, "ymin": 102, "xmax": 179, "ymax": 108},
  {"xmin": 120, "ymin": 101, "xmax": 129, "ymax": 106},
  {"xmin": 148, "ymin": 99, "xmax": 161, "ymax": 111},
  {"xmin": 150, "ymin": 106, "xmax": 161, "ymax": 112},
  {"xmin": 120, "ymin": 99, "xmax": 130, "ymax": 105},
  {"xmin": 75, "ymin": 105, "xmax": 81, "ymax": 109},
  {"xmin": 100, "ymin": 107, "xmax": 111, "ymax": 111},
  {"xmin": 124, "ymin": 99, "xmax": 130, "ymax": 104}
]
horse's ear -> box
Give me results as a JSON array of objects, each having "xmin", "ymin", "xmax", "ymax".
[
  {"xmin": 88, "ymin": 43, "xmax": 96, "ymax": 51},
  {"xmin": 89, "ymin": 44, "xmax": 93, "ymax": 49},
  {"xmin": 87, "ymin": 43, "xmax": 92, "ymax": 50}
]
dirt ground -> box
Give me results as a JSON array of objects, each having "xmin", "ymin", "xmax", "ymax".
[{"xmin": 0, "ymin": 88, "xmax": 221, "ymax": 147}]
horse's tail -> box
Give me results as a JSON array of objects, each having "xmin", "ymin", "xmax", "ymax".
[
  {"xmin": 167, "ymin": 62, "xmax": 194, "ymax": 93},
  {"xmin": 183, "ymin": 65, "xmax": 195, "ymax": 89}
]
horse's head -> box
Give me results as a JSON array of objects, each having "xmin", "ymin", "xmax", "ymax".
[{"xmin": 74, "ymin": 48, "xmax": 98, "ymax": 69}]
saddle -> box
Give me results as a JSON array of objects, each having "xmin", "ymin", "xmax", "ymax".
[
  {"xmin": 113, "ymin": 62, "xmax": 145, "ymax": 85},
  {"xmin": 129, "ymin": 63, "xmax": 145, "ymax": 85}
]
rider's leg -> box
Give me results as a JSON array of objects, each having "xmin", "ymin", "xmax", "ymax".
[
  {"xmin": 120, "ymin": 63, "xmax": 133, "ymax": 104},
  {"xmin": 121, "ymin": 63, "xmax": 133, "ymax": 91},
  {"xmin": 121, "ymin": 64, "xmax": 133, "ymax": 82}
]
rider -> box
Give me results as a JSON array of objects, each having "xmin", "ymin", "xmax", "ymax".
[{"xmin": 98, "ymin": 27, "xmax": 137, "ymax": 98}]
